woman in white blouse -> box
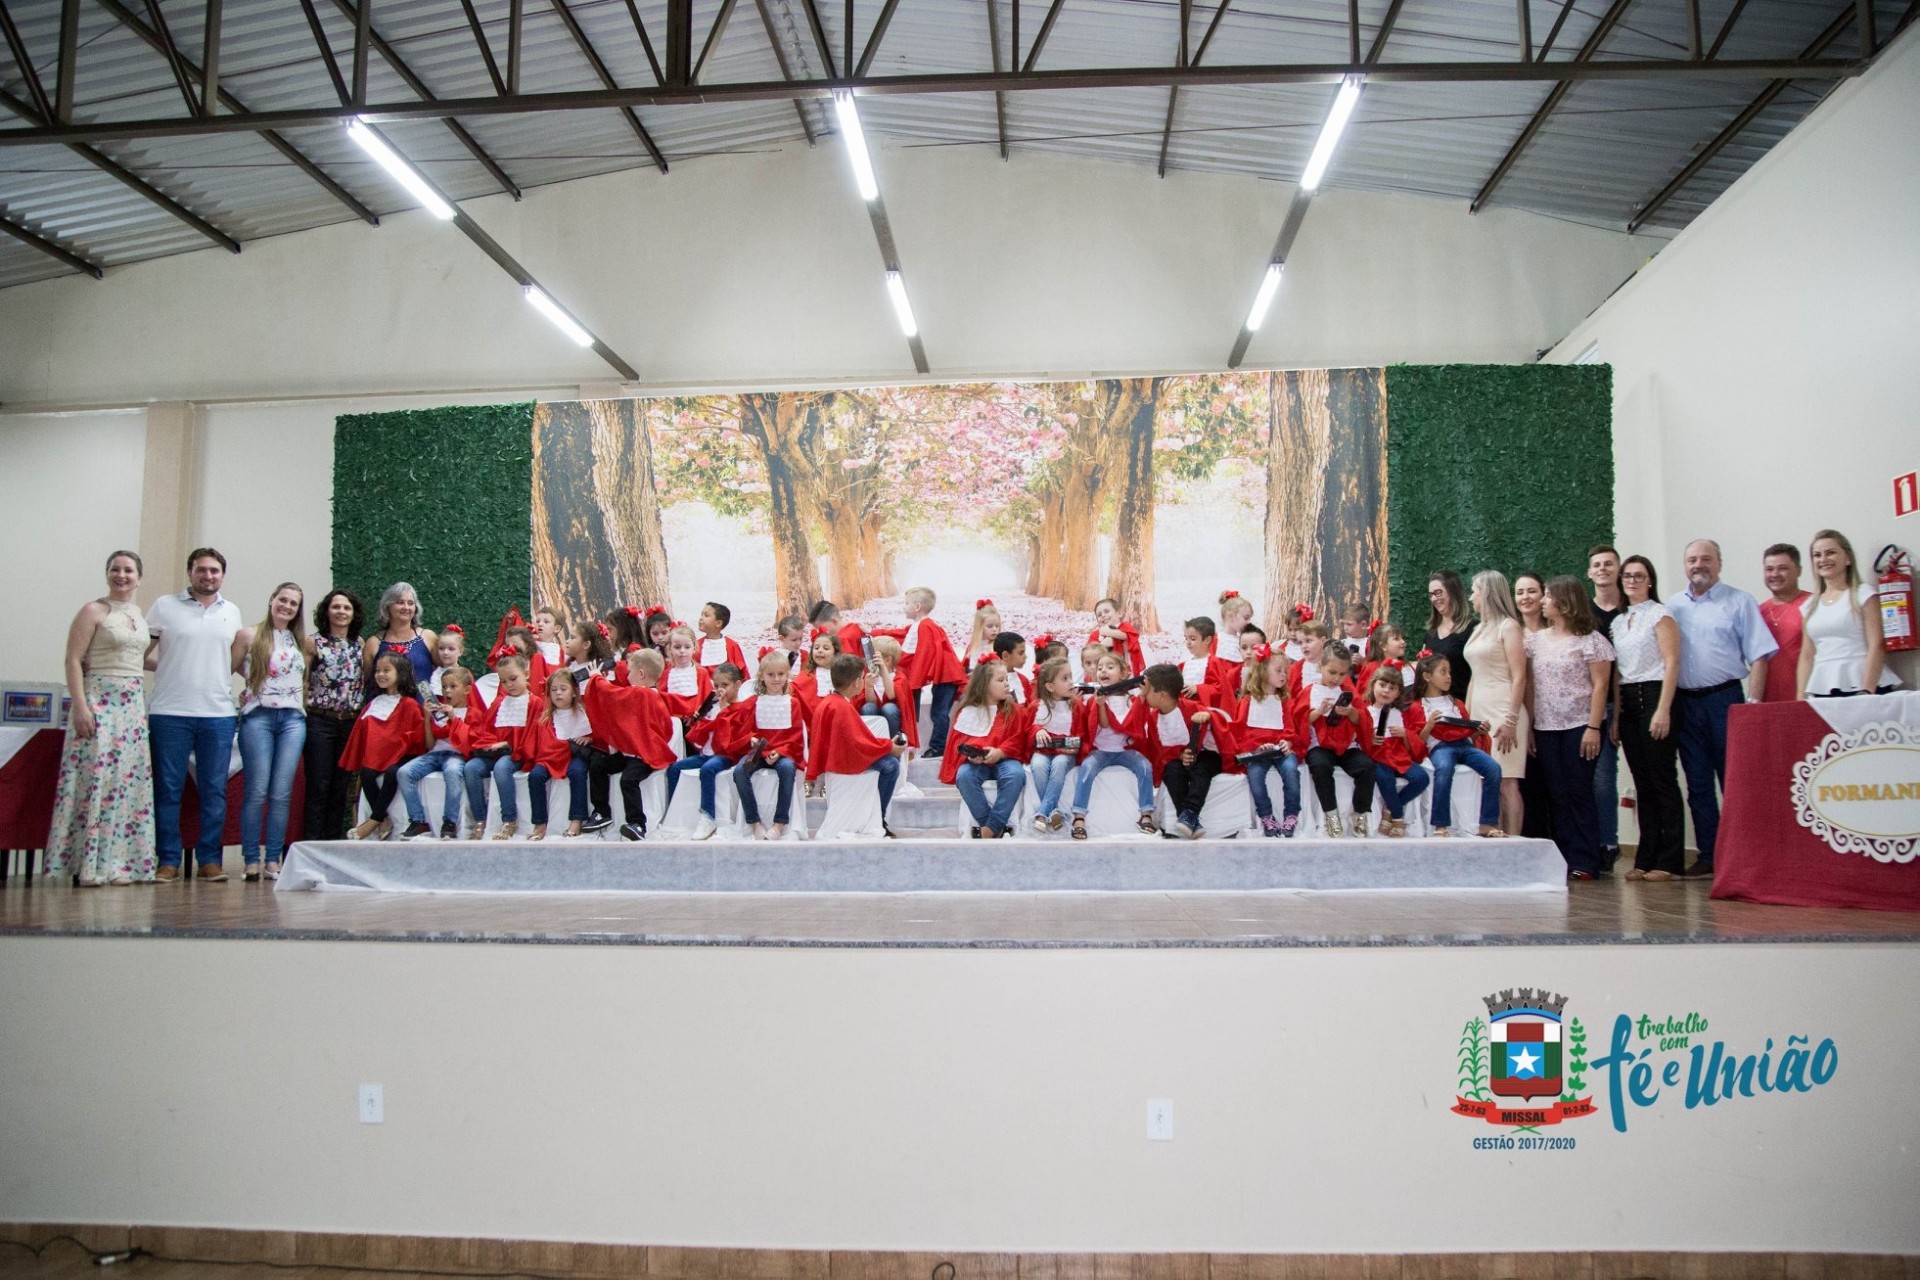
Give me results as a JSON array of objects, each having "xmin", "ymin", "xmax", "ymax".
[
  {"xmin": 1797, "ymin": 529, "xmax": 1900, "ymax": 698},
  {"xmin": 1610, "ymin": 556, "xmax": 1685, "ymax": 881}
]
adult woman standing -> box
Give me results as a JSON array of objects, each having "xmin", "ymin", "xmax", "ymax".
[
  {"xmin": 1420, "ymin": 571, "xmax": 1477, "ymax": 704},
  {"xmin": 233, "ymin": 583, "xmax": 308, "ymax": 881},
  {"xmin": 1509, "ymin": 570, "xmax": 1555, "ymax": 841},
  {"xmin": 1464, "ymin": 571, "xmax": 1529, "ymax": 835},
  {"xmin": 1513, "ymin": 573, "xmax": 1549, "ymax": 634},
  {"xmin": 1525, "ymin": 577, "xmax": 1616, "ymax": 880},
  {"xmin": 1798, "ymin": 530, "xmax": 1902, "ymax": 698},
  {"xmin": 1611, "ymin": 556, "xmax": 1685, "ymax": 881},
  {"xmin": 363, "ymin": 582, "xmax": 438, "ymax": 687},
  {"xmin": 46, "ymin": 551, "xmax": 155, "ymax": 886},
  {"xmin": 305, "ymin": 589, "xmax": 365, "ymax": 842}
]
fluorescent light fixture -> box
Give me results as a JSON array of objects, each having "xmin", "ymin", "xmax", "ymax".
[
  {"xmin": 345, "ymin": 118, "xmax": 455, "ymax": 220},
  {"xmin": 884, "ymin": 270, "xmax": 918, "ymax": 337},
  {"xmin": 833, "ymin": 90, "xmax": 880, "ymax": 202},
  {"xmin": 1298, "ymin": 76, "xmax": 1363, "ymax": 193},
  {"xmin": 524, "ymin": 286, "xmax": 595, "ymax": 348},
  {"xmin": 1245, "ymin": 263, "xmax": 1284, "ymax": 331}
]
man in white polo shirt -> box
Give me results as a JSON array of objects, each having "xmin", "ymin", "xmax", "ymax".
[{"xmin": 145, "ymin": 547, "xmax": 244, "ymax": 882}]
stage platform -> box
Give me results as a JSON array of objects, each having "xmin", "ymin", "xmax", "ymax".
[
  {"xmin": 271, "ymin": 835, "xmax": 1568, "ymax": 895},
  {"xmin": 7, "ymin": 867, "xmax": 1920, "ymax": 948}
]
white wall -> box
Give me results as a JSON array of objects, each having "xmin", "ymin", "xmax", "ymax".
[
  {"xmin": 2, "ymin": 937, "xmax": 1913, "ymax": 1252},
  {"xmin": 0, "ymin": 141, "xmax": 1655, "ymax": 408},
  {"xmin": 1548, "ymin": 25, "xmax": 1920, "ymax": 685},
  {"xmin": 0, "ymin": 411, "xmax": 145, "ymax": 681}
]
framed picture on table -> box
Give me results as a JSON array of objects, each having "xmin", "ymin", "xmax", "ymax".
[{"xmin": 2, "ymin": 688, "xmax": 56, "ymax": 726}]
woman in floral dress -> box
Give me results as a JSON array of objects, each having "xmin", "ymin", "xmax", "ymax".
[{"xmin": 47, "ymin": 550, "xmax": 156, "ymax": 885}]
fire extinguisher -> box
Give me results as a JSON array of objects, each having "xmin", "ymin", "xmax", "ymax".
[{"xmin": 1877, "ymin": 545, "xmax": 1917, "ymax": 653}]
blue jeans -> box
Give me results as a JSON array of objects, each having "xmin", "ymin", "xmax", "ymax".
[
  {"xmin": 463, "ymin": 753, "xmax": 519, "ymax": 825},
  {"xmin": 150, "ymin": 713, "xmax": 237, "ymax": 868},
  {"xmin": 1245, "ymin": 754, "xmax": 1301, "ymax": 819},
  {"xmin": 1070, "ymin": 750, "xmax": 1155, "ymax": 815},
  {"xmin": 1028, "ymin": 752, "xmax": 1075, "ymax": 820},
  {"xmin": 667, "ymin": 754, "xmax": 734, "ymax": 818},
  {"xmin": 1428, "ymin": 741, "xmax": 1502, "ymax": 829},
  {"xmin": 916, "ymin": 682, "xmax": 958, "ymax": 752},
  {"xmin": 957, "ymin": 758, "xmax": 1026, "ymax": 833},
  {"xmin": 238, "ymin": 707, "xmax": 306, "ymax": 863},
  {"xmin": 860, "ymin": 701, "xmax": 902, "ymax": 737},
  {"xmin": 1374, "ymin": 763, "xmax": 1431, "ymax": 819},
  {"xmin": 400, "ymin": 750, "xmax": 467, "ymax": 827},
  {"xmin": 529, "ymin": 758, "xmax": 590, "ymax": 824},
  {"xmin": 1593, "ymin": 704, "xmax": 1619, "ymax": 848},
  {"xmin": 735, "ymin": 756, "xmax": 798, "ymax": 825},
  {"xmin": 1675, "ymin": 683, "xmax": 1740, "ymax": 867}
]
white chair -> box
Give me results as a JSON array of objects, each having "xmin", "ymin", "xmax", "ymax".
[
  {"xmin": 655, "ymin": 761, "xmax": 741, "ymax": 838},
  {"xmin": 1403, "ymin": 761, "xmax": 1487, "ymax": 838},
  {"xmin": 955, "ymin": 764, "xmax": 1031, "ymax": 838},
  {"xmin": 714, "ymin": 766, "xmax": 806, "ymax": 841},
  {"xmin": 1078, "ymin": 764, "xmax": 1160, "ymax": 839},
  {"xmin": 1302, "ymin": 763, "xmax": 1387, "ymax": 838},
  {"xmin": 814, "ymin": 771, "xmax": 887, "ymax": 840},
  {"xmin": 1186, "ymin": 772, "xmax": 1258, "ymax": 838}
]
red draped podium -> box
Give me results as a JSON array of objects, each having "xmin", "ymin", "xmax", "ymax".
[
  {"xmin": 0, "ymin": 730, "xmax": 304, "ymax": 851},
  {"xmin": 1712, "ymin": 701, "xmax": 1920, "ymax": 913}
]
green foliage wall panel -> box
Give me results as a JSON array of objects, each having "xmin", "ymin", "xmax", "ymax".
[
  {"xmin": 1384, "ymin": 365, "xmax": 1613, "ymax": 635},
  {"xmin": 332, "ymin": 403, "xmax": 534, "ymax": 670}
]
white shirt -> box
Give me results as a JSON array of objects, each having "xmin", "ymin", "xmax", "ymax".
[
  {"xmin": 146, "ymin": 590, "xmax": 244, "ymax": 717},
  {"xmin": 551, "ymin": 705, "xmax": 592, "ymax": 741},
  {"xmin": 1610, "ymin": 600, "xmax": 1672, "ymax": 685}
]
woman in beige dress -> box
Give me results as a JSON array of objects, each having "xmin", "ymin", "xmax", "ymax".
[{"xmin": 1465, "ymin": 570, "xmax": 1529, "ymax": 835}]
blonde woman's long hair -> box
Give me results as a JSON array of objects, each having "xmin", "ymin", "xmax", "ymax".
[
  {"xmin": 1471, "ymin": 570, "xmax": 1522, "ymax": 633},
  {"xmin": 1805, "ymin": 529, "xmax": 1864, "ymax": 618},
  {"xmin": 247, "ymin": 582, "xmax": 308, "ymax": 699}
]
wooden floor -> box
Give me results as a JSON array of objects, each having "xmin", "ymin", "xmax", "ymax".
[{"xmin": 4, "ymin": 856, "xmax": 1918, "ymax": 947}]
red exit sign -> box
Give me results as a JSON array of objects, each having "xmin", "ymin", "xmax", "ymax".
[{"xmin": 1899, "ymin": 471, "xmax": 1919, "ymax": 519}]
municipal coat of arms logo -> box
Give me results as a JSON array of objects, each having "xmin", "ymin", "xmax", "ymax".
[{"xmin": 1452, "ymin": 988, "xmax": 1597, "ymax": 1129}]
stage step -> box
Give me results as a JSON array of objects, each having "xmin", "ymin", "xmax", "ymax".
[{"xmin": 277, "ymin": 837, "xmax": 1569, "ymax": 894}]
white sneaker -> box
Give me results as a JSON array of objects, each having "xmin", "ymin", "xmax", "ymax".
[{"xmin": 691, "ymin": 815, "xmax": 717, "ymax": 841}]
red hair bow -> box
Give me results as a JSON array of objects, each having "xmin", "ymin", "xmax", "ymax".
[
  {"xmin": 625, "ymin": 605, "xmax": 641, "ymax": 619},
  {"xmin": 1249, "ymin": 642, "xmax": 1273, "ymax": 663},
  {"xmin": 1222, "ymin": 589, "xmax": 1240, "ymax": 600},
  {"xmin": 671, "ymin": 620, "xmax": 687, "ymax": 630},
  {"xmin": 1032, "ymin": 633, "xmax": 1055, "ymax": 651},
  {"xmin": 644, "ymin": 604, "xmax": 668, "ymax": 619},
  {"xmin": 1416, "ymin": 647, "xmax": 1434, "ymax": 660},
  {"xmin": 625, "ymin": 643, "xmax": 645, "ymax": 655},
  {"xmin": 808, "ymin": 625, "xmax": 829, "ymax": 642},
  {"xmin": 443, "ymin": 622, "xmax": 465, "ymax": 637},
  {"xmin": 595, "ymin": 621, "xmax": 611, "ymax": 640},
  {"xmin": 1367, "ymin": 620, "xmax": 1382, "ymax": 634},
  {"xmin": 1292, "ymin": 602, "xmax": 1314, "ymax": 622},
  {"xmin": 976, "ymin": 598, "xmax": 993, "ymax": 610}
]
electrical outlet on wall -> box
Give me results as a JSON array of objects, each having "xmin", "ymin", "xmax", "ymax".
[
  {"xmin": 359, "ymin": 1083, "xmax": 384, "ymax": 1124},
  {"xmin": 1146, "ymin": 1098, "xmax": 1173, "ymax": 1140}
]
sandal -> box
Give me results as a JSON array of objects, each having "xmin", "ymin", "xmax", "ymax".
[
  {"xmin": 1136, "ymin": 812, "xmax": 1159, "ymax": 835},
  {"xmin": 528, "ymin": 825, "xmax": 548, "ymax": 842},
  {"xmin": 491, "ymin": 821, "xmax": 519, "ymax": 841},
  {"xmin": 1477, "ymin": 825, "xmax": 1506, "ymax": 839},
  {"xmin": 1071, "ymin": 817, "xmax": 1088, "ymax": 841},
  {"xmin": 1624, "ymin": 868, "xmax": 1646, "ymax": 881}
]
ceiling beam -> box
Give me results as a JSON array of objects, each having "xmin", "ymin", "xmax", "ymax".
[
  {"xmin": 1704, "ymin": 0, "xmax": 1750, "ymax": 59},
  {"xmin": 1365, "ymin": 0, "xmax": 1407, "ymax": 63},
  {"xmin": 752, "ymin": 0, "xmax": 818, "ymax": 142},
  {"xmin": 985, "ymin": 0, "xmax": 1008, "ymax": 159},
  {"xmin": 326, "ymin": 0, "xmax": 523, "ymax": 200},
  {"xmin": 456, "ymin": 0, "xmax": 508, "ymax": 97},
  {"xmin": 548, "ymin": 0, "xmax": 669, "ymax": 172},
  {"xmin": 200, "ymin": 0, "xmax": 221, "ymax": 116},
  {"xmin": 297, "ymin": 0, "xmax": 350, "ymax": 105},
  {"xmin": 0, "ymin": 209, "xmax": 105, "ymax": 278},
  {"xmin": 621, "ymin": 0, "xmax": 666, "ymax": 85},
  {"xmin": 1534, "ymin": 0, "xmax": 1579, "ymax": 59},
  {"xmin": 0, "ymin": 55, "xmax": 1868, "ymax": 148},
  {"xmin": 1, "ymin": 85, "xmax": 242, "ymax": 251},
  {"xmin": 1627, "ymin": 6, "xmax": 1854, "ymax": 232},
  {"xmin": 0, "ymin": 0, "xmax": 56, "ymax": 123},
  {"xmin": 55, "ymin": 0, "xmax": 80, "ymax": 119},
  {"xmin": 855, "ymin": 0, "xmax": 903, "ymax": 78},
  {"xmin": 1019, "ymin": 0, "xmax": 1067, "ymax": 71},
  {"xmin": 1469, "ymin": 0, "xmax": 1639, "ymax": 213},
  {"xmin": 508, "ymin": 0, "xmax": 522, "ymax": 92},
  {"xmin": 94, "ymin": 0, "xmax": 380, "ymax": 226},
  {"xmin": 695, "ymin": 0, "xmax": 740, "ymax": 81},
  {"xmin": 1155, "ymin": 0, "xmax": 1232, "ymax": 176},
  {"xmin": 1515, "ymin": 0, "xmax": 1531, "ymax": 61},
  {"xmin": 797, "ymin": 0, "xmax": 838, "ymax": 77}
]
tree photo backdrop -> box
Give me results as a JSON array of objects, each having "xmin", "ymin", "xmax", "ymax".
[{"xmin": 337, "ymin": 365, "xmax": 1609, "ymax": 666}]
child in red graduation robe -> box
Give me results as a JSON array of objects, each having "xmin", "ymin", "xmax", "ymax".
[
  {"xmin": 1357, "ymin": 624, "xmax": 1415, "ymax": 696},
  {"xmin": 579, "ymin": 646, "xmax": 678, "ymax": 840},
  {"xmin": 1142, "ymin": 663, "xmax": 1231, "ymax": 840},
  {"xmin": 793, "ymin": 630, "xmax": 844, "ymax": 720},
  {"xmin": 758, "ymin": 616, "xmax": 808, "ymax": 673},
  {"xmin": 525, "ymin": 668, "xmax": 594, "ymax": 840},
  {"xmin": 962, "ymin": 599, "xmax": 1002, "ymax": 671},
  {"xmin": 991, "ymin": 633, "xmax": 1033, "ymax": 706},
  {"xmin": 939, "ymin": 660, "xmax": 1031, "ymax": 839},
  {"xmin": 694, "ymin": 601, "xmax": 749, "ymax": 672},
  {"xmin": 1025, "ymin": 657, "xmax": 1080, "ymax": 834},
  {"xmin": 667, "ymin": 662, "xmax": 746, "ymax": 840},
  {"xmin": 1067, "ymin": 649, "xmax": 1157, "ymax": 839},
  {"xmin": 1231, "ymin": 644, "xmax": 1305, "ymax": 838},
  {"xmin": 1086, "ymin": 597, "xmax": 1146, "ymax": 678},
  {"xmin": 804, "ymin": 654, "xmax": 907, "ymax": 832},
  {"xmin": 462, "ymin": 653, "xmax": 544, "ymax": 841},
  {"xmin": 398, "ymin": 662, "xmax": 478, "ymax": 841},
  {"xmin": 1174, "ymin": 617, "xmax": 1245, "ymax": 709},
  {"xmin": 873, "ymin": 586, "xmax": 963, "ymax": 758},
  {"xmin": 1298, "ymin": 647, "xmax": 1376, "ymax": 837},
  {"xmin": 658, "ymin": 625, "xmax": 716, "ymax": 717},
  {"xmin": 1214, "ymin": 589, "xmax": 1255, "ymax": 665},
  {"xmin": 1362, "ymin": 666, "xmax": 1429, "ymax": 838},
  {"xmin": 724, "ymin": 653, "xmax": 809, "ymax": 839},
  {"xmin": 343, "ymin": 652, "xmax": 426, "ymax": 841}
]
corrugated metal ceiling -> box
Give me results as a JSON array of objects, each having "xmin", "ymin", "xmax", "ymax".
[{"xmin": 0, "ymin": 0, "xmax": 1902, "ymax": 289}]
